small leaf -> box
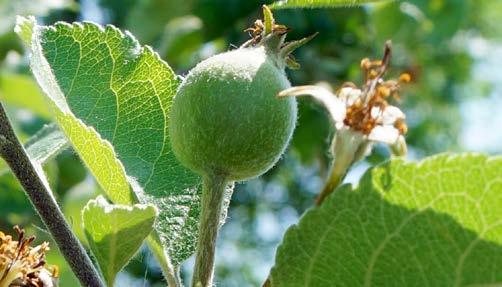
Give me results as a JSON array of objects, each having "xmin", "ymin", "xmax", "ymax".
[
  {"xmin": 270, "ymin": 153, "xmax": 502, "ymax": 286},
  {"xmin": 270, "ymin": 0, "xmax": 392, "ymax": 9},
  {"xmin": 0, "ymin": 123, "xmax": 68, "ymax": 174},
  {"xmin": 82, "ymin": 196, "xmax": 157, "ymax": 287}
]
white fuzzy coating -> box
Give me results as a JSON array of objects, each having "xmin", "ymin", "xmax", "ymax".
[{"xmin": 170, "ymin": 46, "xmax": 297, "ymax": 181}]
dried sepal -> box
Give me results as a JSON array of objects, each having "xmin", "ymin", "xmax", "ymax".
[{"xmin": 242, "ymin": 6, "xmax": 316, "ymax": 69}]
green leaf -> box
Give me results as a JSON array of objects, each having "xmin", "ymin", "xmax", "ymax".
[
  {"xmin": 82, "ymin": 196, "xmax": 157, "ymax": 287},
  {"xmin": 15, "ymin": 16, "xmax": 206, "ymax": 269},
  {"xmin": 269, "ymin": 0, "xmax": 392, "ymax": 9},
  {"xmin": 0, "ymin": 1, "xmax": 73, "ymax": 36},
  {"xmin": 271, "ymin": 153, "xmax": 502, "ymax": 286},
  {"xmin": 24, "ymin": 123, "xmax": 68, "ymax": 164},
  {"xmin": 0, "ymin": 72, "xmax": 51, "ymax": 119}
]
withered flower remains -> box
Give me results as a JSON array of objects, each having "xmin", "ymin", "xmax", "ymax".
[
  {"xmin": 0, "ymin": 226, "xmax": 58, "ymax": 287},
  {"xmin": 279, "ymin": 41, "xmax": 410, "ymax": 205}
]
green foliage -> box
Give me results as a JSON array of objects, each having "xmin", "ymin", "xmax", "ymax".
[
  {"xmin": 82, "ymin": 196, "xmax": 157, "ymax": 287},
  {"xmin": 63, "ymin": 181, "xmax": 99, "ymax": 245},
  {"xmin": 0, "ymin": 124, "xmax": 68, "ymax": 242},
  {"xmin": 0, "ymin": 0, "xmax": 73, "ymax": 35},
  {"xmin": 270, "ymin": 0, "xmax": 390, "ymax": 9},
  {"xmin": 271, "ymin": 153, "xmax": 502, "ymax": 286},
  {"xmin": 0, "ymin": 0, "xmax": 74, "ymax": 60},
  {"xmin": 170, "ymin": 46, "xmax": 296, "ymax": 181},
  {"xmin": 125, "ymin": 0, "xmax": 195, "ymax": 44},
  {"xmin": 0, "ymin": 73, "xmax": 50, "ymax": 119},
  {"xmin": 157, "ymin": 15, "xmax": 204, "ymax": 71},
  {"xmin": 15, "ymin": 16, "xmax": 203, "ymax": 269},
  {"xmin": 1, "ymin": 1, "xmax": 500, "ymax": 286}
]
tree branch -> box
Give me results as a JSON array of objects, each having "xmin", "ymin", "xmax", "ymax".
[{"xmin": 0, "ymin": 102, "xmax": 105, "ymax": 287}]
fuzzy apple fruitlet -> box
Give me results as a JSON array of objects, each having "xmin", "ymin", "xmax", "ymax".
[{"xmin": 169, "ymin": 8, "xmax": 314, "ymax": 182}]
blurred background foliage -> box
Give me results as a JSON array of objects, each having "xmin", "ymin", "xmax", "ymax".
[{"xmin": 0, "ymin": 0, "xmax": 501, "ymax": 286}]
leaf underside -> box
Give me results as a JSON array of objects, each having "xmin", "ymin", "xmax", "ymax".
[
  {"xmin": 16, "ymin": 16, "xmax": 204, "ymax": 267},
  {"xmin": 270, "ymin": 0, "xmax": 392, "ymax": 9},
  {"xmin": 270, "ymin": 153, "xmax": 502, "ymax": 286}
]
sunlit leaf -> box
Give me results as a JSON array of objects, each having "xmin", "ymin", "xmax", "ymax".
[
  {"xmin": 82, "ymin": 196, "xmax": 157, "ymax": 287},
  {"xmin": 270, "ymin": 0, "xmax": 392, "ymax": 9},
  {"xmin": 271, "ymin": 153, "xmax": 502, "ymax": 286}
]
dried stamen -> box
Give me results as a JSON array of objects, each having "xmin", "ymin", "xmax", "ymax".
[
  {"xmin": 342, "ymin": 41, "xmax": 409, "ymax": 136},
  {"xmin": 243, "ymin": 6, "xmax": 291, "ymax": 46}
]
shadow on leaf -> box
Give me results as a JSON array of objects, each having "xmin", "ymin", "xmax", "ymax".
[{"xmin": 271, "ymin": 154, "xmax": 502, "ymax": 286}]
